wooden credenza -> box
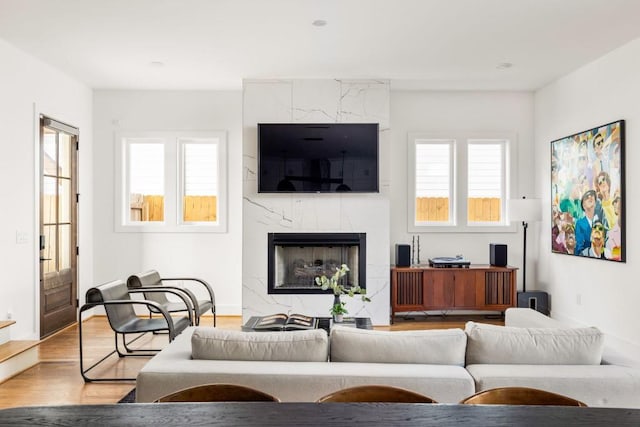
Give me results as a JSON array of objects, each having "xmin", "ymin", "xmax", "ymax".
[{"xmin": 390, "ymin": 265, "xmax": 517, "ymax": 321}]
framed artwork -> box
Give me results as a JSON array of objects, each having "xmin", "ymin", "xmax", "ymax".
[{"xmin": 551, "ymin": 120, "xmax": 625, "ymax": 262}]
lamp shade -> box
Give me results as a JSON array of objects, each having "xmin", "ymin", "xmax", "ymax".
[{"xmin": 509, "ymin": 198, "xmax": 542, "ymax": 222}]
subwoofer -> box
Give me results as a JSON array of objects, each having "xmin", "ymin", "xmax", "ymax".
[
  {"xmin": 517, "ymin": 291, "xmax": 550, "ymax": 315},
  {"xmin": 395, "ymin": 244, "xmax": 411, "ymax": 267},
  {"xmin": 490, "ymin": 243, "xmax": 507, "ymax": 267}
]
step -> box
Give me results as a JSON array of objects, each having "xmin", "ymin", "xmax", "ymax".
[
  {"xmin": 0, "ymin": 320, "xmax": 15, "ymax": 346},
  {"xmin": 0, "ymin": 322, "xmax": 40, "ymax": 383}
]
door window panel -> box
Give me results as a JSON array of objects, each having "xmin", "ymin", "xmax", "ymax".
[
  {"xmin": 58, "ymin": 224, "xmax": 71, "ymax": 270},
  {"xmin": 42, "ymin": 176, "xmax": 57, "ymax": 224},
  {"xmin": 59, "ymin": 133, "xmax": 71, "ymax": 178},
  {"xmin": 43, "ymin": 130, "xmax": 57, "ymax": 176},
  {"xmin": 42, "ymin": 224, "xmax": 57, "ymax": 275},
  {"xmin": 59, "ymin": 178, "xmax": 71, "ymax": 223}
]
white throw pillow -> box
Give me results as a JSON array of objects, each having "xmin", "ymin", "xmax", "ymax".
[
  {"xmin": 464, "ymin": 321, "xmax": 604, "ymax": 365},
  {"xmin": 330, "ymin": 326, "xmax": 467, "ymax": 366},
  {"xmin": 191, "ymin": 327, "xmax": 328, "ymax": 362}
]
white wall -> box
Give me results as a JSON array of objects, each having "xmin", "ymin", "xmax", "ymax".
[
  {"xmin": 92, "ymin": 90, "xmax": 243, "ymax": 314},
  {"xmin": 389, "ymin": 91, "xmax": 536, "ymax": 290},
  {"xmin": 0, "ymin": 38, "xmax": 93, "ymax": 339},
  {"xmin": 534, "ymin": 37, "xmax": 640, "ymax": 357}
]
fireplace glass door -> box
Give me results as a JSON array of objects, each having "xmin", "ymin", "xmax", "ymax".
[{"xmin": 268, "ymin": 233, "xmax": 366, "ymax": 294}]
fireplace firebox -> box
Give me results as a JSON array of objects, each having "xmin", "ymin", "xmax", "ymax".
[{"xmin": 267, "ymin": 233, "xmax": 366, "ymax": 294}]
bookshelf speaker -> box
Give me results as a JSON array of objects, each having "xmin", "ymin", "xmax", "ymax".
[
  {"xmin": 490, "ymin": 243, "xmax": 507, "ymax": 266},
  {"xmin": 395, "ymin": 244, "xmax": 411, "ymax": 267}
]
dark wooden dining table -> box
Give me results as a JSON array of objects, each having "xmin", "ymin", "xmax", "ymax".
[{"xmin": 1, "ymin": 402, "xmax": 639, "ymax": 426}]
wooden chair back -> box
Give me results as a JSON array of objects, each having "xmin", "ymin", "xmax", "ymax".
[
  {"xmin": 460, "ymin": 387, "xmax": 587, "ymax": 406},
  {"xmin": 317, "ymin": 385, "xmax": 437, "ymax": 403},
  {"xmin": 156, "ymin": 384, "xmax": 280, "ymax": 402}
]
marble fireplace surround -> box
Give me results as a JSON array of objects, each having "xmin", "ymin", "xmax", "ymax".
[{"xmin": 242, "ymin": 79, "xmax": 391, "ymax": 325}]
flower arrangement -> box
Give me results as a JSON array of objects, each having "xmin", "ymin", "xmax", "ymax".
[{"xmin": 315, "ymin": 264, "xmax": 370, "ymax": 319}]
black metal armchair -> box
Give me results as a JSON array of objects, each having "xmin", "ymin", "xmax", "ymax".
[
  {"xmin": 79, "ymin": 279, "xmax": 191, "ymax": 382},
  {"xmin": 126, "ymin": 270, "xmax": 216, "ymax": 326}
]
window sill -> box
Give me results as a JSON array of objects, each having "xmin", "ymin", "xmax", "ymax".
[{"xmin": 407, "ymin": 223, "xmax": 518, "ymax": 233}]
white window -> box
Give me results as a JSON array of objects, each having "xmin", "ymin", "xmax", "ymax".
[
  {"xmin": 467, "ymin": 140, "xmax": 506, "ymax": 225},
  {"xmin": 116, "ymin": 131, "xmax": 227, "ymax": 232},
  {"xmin": 127, "ymin": 140, "xmax": 165, "ymax": 223},
  {"xmin": 179, "ymin": 138, "xmax": 220, "ymax": 224},
  {"xmin": 414, "ymin": 140, "xmax": 455, "ymax": 225},
  {"xmin": 408, "ymin": 132, "xmax": 515, "ymax": 233}
]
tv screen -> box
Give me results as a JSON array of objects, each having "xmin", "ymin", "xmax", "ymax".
[{"xmin": 258, "ymin": 123, "xmax": 379, "ymax": 193}]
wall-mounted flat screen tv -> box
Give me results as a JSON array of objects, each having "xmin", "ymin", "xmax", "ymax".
[{"xmin": 258, "ymin": 123, "xmax": 379, "ymax": 193}]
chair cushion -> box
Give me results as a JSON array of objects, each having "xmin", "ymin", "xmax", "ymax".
[
  {"xmin": 191, "ymin": 328, "xmax": 329, "ymax": 362},
  {"xmin": 464, "ymin": 321, "xmax": 604, "ymax": 365},
  {"xmin": 330, "ymin": 326, "xmax": 467, "ymax": 366}
]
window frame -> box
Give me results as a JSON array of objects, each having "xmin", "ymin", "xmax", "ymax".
[
  {"xmin": 115, "ymin": 130, "xmax": 228, "ymax": 233},
  {"xmin": 407, "ymin": 131, "xmax": 517, "ymax": 233}
]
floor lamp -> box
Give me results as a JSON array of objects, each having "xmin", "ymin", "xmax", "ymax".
[{"xmin": 508, "ymin": 197, "xmax": 541, "ymax": 293}]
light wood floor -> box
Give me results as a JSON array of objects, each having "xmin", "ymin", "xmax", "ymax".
[{"xmin": 0, "ymin": 313, "xmax": 503, "ymax": 409}]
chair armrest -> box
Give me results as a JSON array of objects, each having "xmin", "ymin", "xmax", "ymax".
[
  {"xmin": 161, "ymin": 277, "xmax": 216, "ymax": 307},
  {"xmin": 80, "ymin": 298, "xmax": 180, "ymax": 339},
  {"xmin": 160, "ymin": 287, "xmax": 201, "ymax": 317},
  {"xmin": 127, "ymin": 287, "xmax": 194, "ymax": 326}
]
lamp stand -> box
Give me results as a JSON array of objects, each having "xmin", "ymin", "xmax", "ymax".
[{"xmin": 522, "ymin": 220, "xmax": 528, "ymax": 293}]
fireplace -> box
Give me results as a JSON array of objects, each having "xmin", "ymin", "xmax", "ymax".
[{"xmin": 267, "ymin": 232, "xmax": 366, "ymax": 294}]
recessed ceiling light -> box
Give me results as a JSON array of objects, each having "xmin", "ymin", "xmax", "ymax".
[
  {"xmin": 149, "ymin": 61, "xmax": 165, "ymax": 68},
  {"xmin": 496, "ymin": 62, "xmax": 513, "ymax": 70},
  {"xmin": 312, "ymin": 19, "xmax": 327, "ymax": 27}
]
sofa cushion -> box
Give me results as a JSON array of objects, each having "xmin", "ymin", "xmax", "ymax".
[
  {"xmin": 191, "ymin": 327, "xmax": 328, "ymax": 362},
  {"xmin": 464, "ymin": 321, "xmax": 604, "ymax": 365},
  {"xmin": 330, "ymin": 326, "xmax": 467, "ymax": 366}
]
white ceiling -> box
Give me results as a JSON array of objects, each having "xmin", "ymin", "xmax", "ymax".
[{"xmin": 1, "ymin": 0, "xmax": 640, "ymax": 91}]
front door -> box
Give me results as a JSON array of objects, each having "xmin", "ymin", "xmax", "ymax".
[{"xmin": 39, "ymin": 116, "xmax": 78, "ymax": 338}]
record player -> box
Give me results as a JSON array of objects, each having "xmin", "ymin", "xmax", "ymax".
[{"xmin": 428, "ymin": 255, "xmax": 470, "ymax": 268}]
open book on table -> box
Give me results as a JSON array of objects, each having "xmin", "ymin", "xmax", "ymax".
[{"xmin": 251, "ymin": 313, "xmax": 318, "ymax": 331}]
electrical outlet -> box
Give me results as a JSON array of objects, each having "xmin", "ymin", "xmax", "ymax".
[
  {"xmin": 7, "ymin": 310, "xmax": 12, "ymax": 320},
  {"xmin": 16, "ymin": 231, "xmax": 28, "ymax": 244},
  {"xmin": 576, "ymin": 294, "xmax": 582, "ymax": 306}
]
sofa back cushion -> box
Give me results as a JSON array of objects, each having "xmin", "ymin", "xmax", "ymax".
[
  {"xmin": 330, "ymin": 326, "xmax": 467, "ymax": 366},
  {"xmin": 191, "ymin": 328, "xmax": 328, "ymax": 362},
  {"xmin": 464, "ymin": 321, "xmax": 604, "ymax": 365}
]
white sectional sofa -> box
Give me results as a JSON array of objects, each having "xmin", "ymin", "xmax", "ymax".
[
  {"xmin": 136, "ymin": 308, "xmax": 640, "ymax": 407},
  {"xmin": 136, "ymin": 326, "xmax": 474, "ymax": 403},
  {"xmin": 466, "ymin": 310, "xmax": 640, "ymax": 408}
]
